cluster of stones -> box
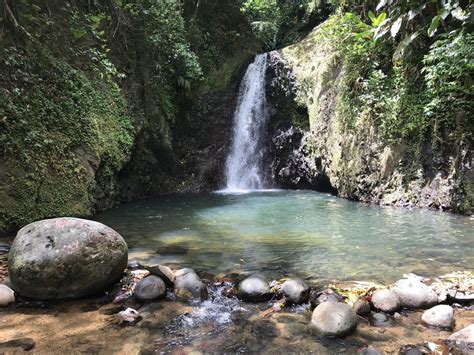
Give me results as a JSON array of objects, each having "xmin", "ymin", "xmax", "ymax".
[
  {"xmin": 236, "ymin": 273, "xmax": 474, "ymax": 347},
  {"xmin": 1, "ymin": 217, "xmax": 473, "ymax": 350}
]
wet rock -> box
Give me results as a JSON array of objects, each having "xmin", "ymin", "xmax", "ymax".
[
  {"xmin": 0, "ymin": 338, "xmax": 35, "ymax": 351},
  {"xmin": 147, "ymin": 264, "xmax": 175, "ymax": 287},
  {"xmin": 238, "ymin": 274, "xmax": 273, "ymax": 302},
  {"xmin": 353, "ymin": 300, "xmax": 371, "ymax": 316},
  {"xmin": 174, "ymin": 268, "xmax": 207, "ymax": 301},
  {"xmin": 399, "ymin": 345, "xmax": 427, "ymax": 355},
  {"xmin": 117, "ymin": 307, "xmax": 141, "ymax": 325},
  {"xmin": 134, "ymin": 275, "xmax": 167, "ymax": 302},
  {"xmin": 309, "ymin": 301, "xmax": 357, "ymax": 337},
  {"xmin": 309, "ymin": 288, "xmax": 343, "ymax": 308},
  {"xmin": 369, "ymin": 312, "xmax": 395, "ymax": 327},
  {"xmin": 281, "ymin": 279, "xmax": 309, "ymax": 304},
  {"xmin": 8, "ymin": 218, "xmax": 128, "ymax": 299},
  {"xmin": 393, "ymin": 279, "xmax": 438, "ymax": 309},
  {"xmin": 448, "ymin": 324, "xmax": 474, "ymax": 343},
  {"xmin": 421, "ymin": 305, "xmax": 454, "ymax": 329},
  {"xmin": 0, "ymin": 284, "xmax": 15, "ymax": 307},
  {"xmin": 359, "ymin": 346, "xmax": 382, "ymax": 355},
  {"xmin": 371, "ymin": 289, "xmax": 401, "ymax": 313}
]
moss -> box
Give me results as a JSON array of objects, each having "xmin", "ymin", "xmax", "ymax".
[{"xmin": 0, "ymin": 45, "xmax": 133, "ymax": 231}]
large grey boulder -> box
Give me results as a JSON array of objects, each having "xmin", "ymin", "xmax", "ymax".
[
  {"xmin": 0, "ymin": 284, "xmax": 15, "ymax": 306},
  {"xmin": 448, "ymin": 324, "xmax": 474, "ymax": 343},
  {"xmin": 237, "ymin": 274, "xmax": 273, "ymax": 302},
  {"xmin": 309, "ymin": 301, "xmax": 358, "ymax": 337},
  {"xmin": 174, "ymin": 268, "xmax": 207, "ymax": 301},
  {"xmin": 371, "ymin": 289, "xmax": 401, "ymax": 313},
  {"xmin": 281, "ymin": 279, "xmax": 309, "ymax": 304},
  {"xmin": 134, "ymin": 276, "xmax": 167, "ymax": 302},
  {"xmin": 8, "ymin": 218, "xmax": 128, "ymax": 299},
  {"xmin": 392, "ymin": 279, "xmax": 438, "ymax": 309},
  {"xmin": 421, "ymin": 305, "xmax": 454, "ymax": 329}
]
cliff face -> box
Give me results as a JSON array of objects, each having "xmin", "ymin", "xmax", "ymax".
[
  {"xmin": 0, "ymin": 0, "xmax": 259, "ymax": 234},
  {"xmin": 267, "ymin": 15, "xmax": 472, "ymax": 213}
]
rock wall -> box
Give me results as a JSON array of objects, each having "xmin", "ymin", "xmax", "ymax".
[
  {"xmin": 0, "ymin": 0, "xmax": 259, "ymax": 234},
  {"xmin": 266, "ymin": 17, "xmax": 472, "ymax": 214}
]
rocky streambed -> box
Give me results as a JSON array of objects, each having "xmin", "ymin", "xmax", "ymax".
[{"xmin": 0, "ymin": 218, "xmax": 473, "ymax": 353}]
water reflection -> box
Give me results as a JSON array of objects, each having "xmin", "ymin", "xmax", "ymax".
[{"xmin": 96, "ymin": 191, "xmax": 474, "ymax": 283}]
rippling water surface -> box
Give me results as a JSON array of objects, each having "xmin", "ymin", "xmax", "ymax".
[{"xmin": 96, "ymin": 190, "xmax": 473, "ymax": 283}]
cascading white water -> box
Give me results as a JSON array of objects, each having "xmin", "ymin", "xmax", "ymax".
[{"xmin": 225, "ymin": 54, "xmax": 269, "ymax": 192}]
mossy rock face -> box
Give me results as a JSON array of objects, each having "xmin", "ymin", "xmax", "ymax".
[
  {"xmin": 8, "ymin": 218, "xmax": 128, "ymax": 300},
  {"xmin": 272, "ymin": 14, "xmax": 472, "ymax": 214}
]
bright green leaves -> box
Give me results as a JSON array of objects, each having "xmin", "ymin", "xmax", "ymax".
[{"xmin": 368, "ymin": 10, "xmax": 387, "ymax": 28}]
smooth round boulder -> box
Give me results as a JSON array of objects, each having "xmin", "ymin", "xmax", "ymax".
[
  {"xmin": 174, "ymin": 268, "xmax": 207, "ymax": 301},
  {"xmin": 392, "ymin": 279, "xmax": 438, "ymax": 309},
  {"xmin": 238, "ymin": 274, "xmax": 273, "ymax": 302},
  {"xmin": 0, "ymin": 284, "xmax": 15, "ymax": 306},
  {"xmin": 421, "ymin": 305, "xmax": 454, "ymax": 329},
  {"xmin": 134, "ymin": 275, "xmax": 167, "ymax": 302},
  {"xmin": 309, "ymin": 301, "xmax": 358, "ymax": 337},
  {"xmin": 281, "ymin": 279, "xmax": 309, "ymax": 304},
  {"xmin": 448, "ymin": 324, "xmax": 474, "ymax": 343},
  {"xmin": 8, "ymin": 218, "xmax": 128, "ymax": 299},
  {"xmin": 371, "ymin": 289, "xmax": 401, "ymax": 313}
]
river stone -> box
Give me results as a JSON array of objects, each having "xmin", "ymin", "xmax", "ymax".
[
  {"xmin": 0, "ymin": 284, "xmax": 15, "ymax": 306},
  {"xmin": 8, "ymin": 218, "xmax": 128, "ymax": 299},
  {"xmin": 134, "ymin": 276, "xmax": 167, "ymax": 302},
  {"xmin": 392, "ymin": 279, "xmax": 438, "ymax": 309},
  {"xmin": 309, "ymin": 301, "xmax": 358, "ymax": 337},
  {"xmin": 371, "ymin": 289, "xmax": 401, "ymax": 313},
  {"xmin": 353, "ymin": 300, "xmax": 371, "ymax": 316},
  {"xmin": 174, "ymin": 268, "xmax": 207, "ymax": 301},
  {"xmin": 421, "ymin": 305, "xmax": 454, "ymax": 329},
  {"xmin": 281, "ymin": 279, "xmax": 309, "ymax": 304},
  {"xmin": 448, "ymin": 324, "xmax": 474, "ymax": 343},
  {"xmin": 238, "ymin": 274, "xmax": 273, "ymax": 302}
]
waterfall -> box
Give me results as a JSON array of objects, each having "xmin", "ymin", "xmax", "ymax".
[{"xmin": 225, "ymin": 53, "xmax": 269, "ymax": 192}]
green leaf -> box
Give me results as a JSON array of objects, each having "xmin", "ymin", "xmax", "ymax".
[
  {"xmin": 428, "ymin": 15, "xmax": 441, "ymax": 37},
  {"xmin": 368, "ymin": 10, "xmax": 376, "ymax": 22}
]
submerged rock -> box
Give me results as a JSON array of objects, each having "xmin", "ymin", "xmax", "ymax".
[
  {"xmin": 359, "ymin": 346, "xmax": 382, "ymax": 355},
  {"xmin": 134, "ymin": 276, "xmax": 167, "ymax": 302},
  {"xmin": 371, "ymin": 289, "xmax": 401, "ymax": 313},
  {"xmin": 281, "ymin": 279, "xmax": 309, "ymax": 304},
  {"xmin": 393, "ymin": 279, "xmax": 438, "ymax": 309},
  {"xmin": 8, "ymin": 218, "xmax": 128, "ymax": 299},
  {"xmin": 174, "ymin": 268, "xmax": 207, "ymax": 301},
  {"xmin": 369, "ymin": 312, "xmax": 395, "ymax": 327},
  {"xmin": 353, "ymin": 300, "xmax": 371, "ymax": 316},
  {"xmin": 237, "ymin": 274, "xmax": 273, "ymax": 302},
  {"xmin": 0, "ymin": 338, "xmax": 35, "ymax": 351},
  {"xmin": 421, "ymin": 305, "xmax": 454, "ymax": 329},
  {"xmin": 0, "ymin": 284, "xmax": 15, "ymax": 307},
  {"xmin": 448, "ymin": 324, "xmax": 474, "ymax": 343},
  {"xmin": 309, "ymin": 301, "xmax": 357, "ymax": 337}
]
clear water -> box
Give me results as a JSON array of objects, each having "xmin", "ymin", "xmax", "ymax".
[
  {"xmin": 96, "ymin": 190, "xmax": 473, "ymax": 283},
  {"xmin": 225, "ymin": 54, "xmax": 269, "ymax": 191}
]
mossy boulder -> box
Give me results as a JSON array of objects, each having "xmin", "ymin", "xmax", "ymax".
[{"xmin": 8, "ymin": 218, "xmax": 128, "ymax": 300}]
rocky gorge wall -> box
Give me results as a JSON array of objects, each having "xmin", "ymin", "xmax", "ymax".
[
  {"xmin": 0, "ymin": 0, "xmax": 259, "ymax": 234},
  {"xmin": 266, "ymin": 15, "xmax": 472, "ymax": 214}
]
